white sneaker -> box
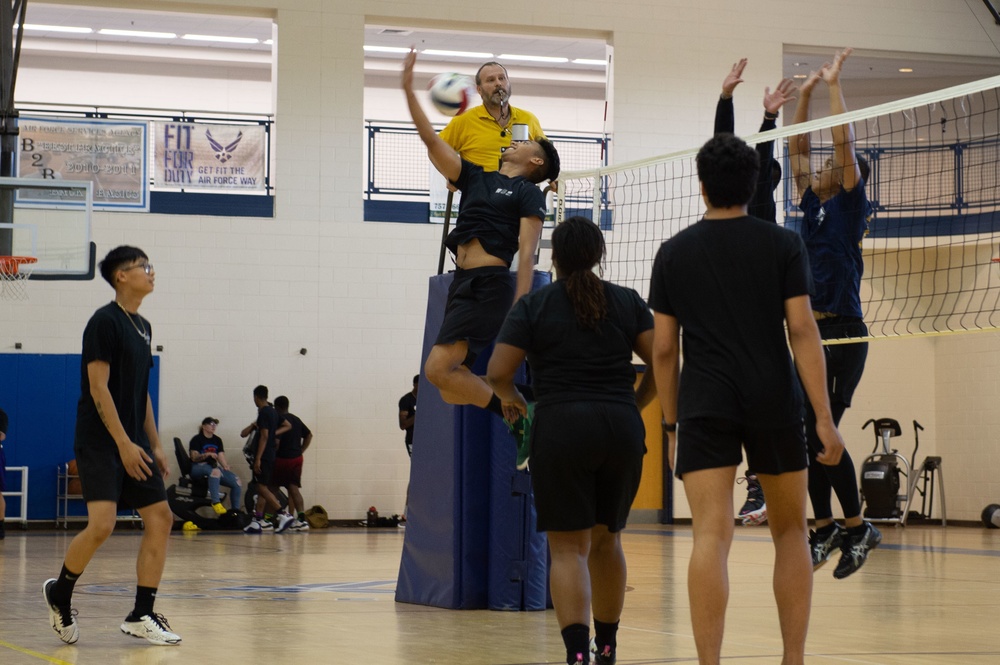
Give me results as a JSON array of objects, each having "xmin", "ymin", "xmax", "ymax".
[
  {"xmin": 120, "ymin": 613, "xmax": 182, "ymax": 646},
  {"xmin": 275, "ymin": 512, "xmax": 295, "ymax": 533},
  {"xmin": 289, "ymin": 519, "xmax": 310, "ymax": 531},
  {"xmin": 43, "ymin": 579, "xmax": 79, "ymax": 644},
  {"xmin": 243, "ymin": 518, "xmax": 268, "ymax": 534}
]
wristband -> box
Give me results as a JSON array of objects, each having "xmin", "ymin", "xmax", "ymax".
[
  {"xmin": 764, "ymin": 111, "xmax": 779, "ymax": 120},
  {"xmin": 663, "ymin": 421, "xmax": 677, "ymax": 433}
]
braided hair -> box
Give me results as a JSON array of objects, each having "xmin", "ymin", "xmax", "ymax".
[{"xmin": 551, "ymin": 216, "xmax": 607, "ymax": 330}]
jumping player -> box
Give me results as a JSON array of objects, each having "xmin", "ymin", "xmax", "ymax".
[
  {"xmin": 713, "ymin": 58, "xmax": 798, "ymax": 525},
  {"xmin": 789, "ymin": 47, "xmax": 881, "ymax": 579},
  {"xmin": 401, "ymin": 48, "xmax": 559, "ymax": 418}
]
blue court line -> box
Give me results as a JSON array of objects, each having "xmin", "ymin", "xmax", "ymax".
[{"xmin": 629, "ymin": 527, "xmax": 1000, "ymax": 557}]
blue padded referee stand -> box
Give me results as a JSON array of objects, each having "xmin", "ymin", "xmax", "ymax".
[{"xmin": 395, "ymin": 269, "xmax": 550, "ymax": 611}]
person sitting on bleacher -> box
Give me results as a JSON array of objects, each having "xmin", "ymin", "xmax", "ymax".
[{"xmin": 189, "ymin": 417, "xmax": 242, "ymax": 514}]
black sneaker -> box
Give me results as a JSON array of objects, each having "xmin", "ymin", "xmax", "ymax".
[
  {"xmin": 593, "ymin": 643, "xmax": 616, "ymax": 665},
  {"xmin": 736, "ymin": 471, "xmax": 767, "ymax": 525},
  {"xmin": 809, "ymin": 525, "xmax": 845, "ymax": 570},
  {"xmin": 833, "ymin": 522, "xmax": 882, "ymax": 579}
]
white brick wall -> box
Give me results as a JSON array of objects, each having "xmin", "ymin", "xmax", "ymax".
[{"xmin": 3, "ymin": 0, "xmax": 999, "ymax": 520}]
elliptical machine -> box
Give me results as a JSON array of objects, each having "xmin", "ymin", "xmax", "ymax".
[
  {"xmin": 859, "ymin": 418, "xmax": 946, "ymax": 526},
  {"xmin": 859, "ymin": 418, "xmax": 911, "ymax": 524}
]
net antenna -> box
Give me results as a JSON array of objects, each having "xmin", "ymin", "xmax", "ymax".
[{"xmin": 556, "ymin": 73, "xmax": 1000, "ymax": 341}]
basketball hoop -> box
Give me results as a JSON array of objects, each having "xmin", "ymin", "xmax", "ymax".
[{"xmin": 0, "ymin": 256, "xmax": 38, "ymax": 300}]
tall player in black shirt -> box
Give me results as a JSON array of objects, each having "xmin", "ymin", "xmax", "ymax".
[
  {"xmin": 402, "ymin": 48, "xmax": 559, "ymax": 417},
  {"xmin": 43, "ymin": 246, "xmax": 181, "ymax": 646}
]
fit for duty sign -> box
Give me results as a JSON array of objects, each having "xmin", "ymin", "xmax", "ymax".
[{"xmin": 155, "ymin": 122, "xmax": 266, "ymax": 191}]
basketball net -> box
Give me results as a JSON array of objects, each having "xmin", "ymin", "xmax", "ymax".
[{"xmin": 0, "ymin": 257, "xmax": 37, "ymax": 300}]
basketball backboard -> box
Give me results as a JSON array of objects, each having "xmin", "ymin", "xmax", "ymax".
[{"xmin": 0, "ymin": 177, "xmax": 95, "ymax": 279}]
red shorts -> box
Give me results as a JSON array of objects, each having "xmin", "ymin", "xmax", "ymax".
[{"xmin": 271, "ymin": 456, "xmax": 303, "ymax": 488}]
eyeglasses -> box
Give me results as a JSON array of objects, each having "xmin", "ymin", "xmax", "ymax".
[{"xmin": 123, "ymin": 262, "xmax": 153, "ymax": 275}]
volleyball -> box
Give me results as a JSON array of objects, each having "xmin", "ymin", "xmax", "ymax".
[
  {"xmin": 428, "ymin": 72, "xmax": 476, "ymax": 116},
  {"xmin": 982, "ymin": 503, "xmax": 1000, "ymax": 528}
]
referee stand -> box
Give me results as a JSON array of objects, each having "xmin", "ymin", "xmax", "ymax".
[{"xmin": 395, "ymin": 270, "xmax": 550, "ymax": 611}]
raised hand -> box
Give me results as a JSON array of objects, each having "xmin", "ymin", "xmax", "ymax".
[
  {"xmin": 763, "ymin": 78, "xmax": 797, "ymax": 115},
  {"xmin": 799, "ymin": 70, "xmax": 823, "ymax": 96},
  {"xmin": 721, "ymin": 58, "xmax": 748, "ymax": 97},
  {"xmin": 401, "ymin": 47, "xmax": 417, "ymax": 91},
  {"xmin": 821, "ymin": 47, "xmax": 853, "ymax": 86}
]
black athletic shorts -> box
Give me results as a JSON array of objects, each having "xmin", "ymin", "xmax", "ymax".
[
  {"xmin": 254, "ymin": 455, "xmax": 276, "ymax": 485},
  {"xmin": 0, "ymin": 445, "xmax": 6, "ymax": 492},
  {"xmin": 74, "ymin": 440, "xmax": 167, "ymax": 509},
  {"xmin": 673, "ymin": 417, "xmax": 808, "ymax": 478},
  {"xmin": 435, "ymin": 266, "xmax": 515, "ymax": 367},
  {"xmin": 529, "ymin": 401, "xmax": 646, "ymax": 533}
]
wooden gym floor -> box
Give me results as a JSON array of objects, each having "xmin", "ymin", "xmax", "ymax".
[{"xmin": 0, "ymin": 523, "xmax": 997, "ymax": 664}]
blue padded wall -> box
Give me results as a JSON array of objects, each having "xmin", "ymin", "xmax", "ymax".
[
  {"xmin": 395, "ymin": 271, "xmax": 550, "ymax": 610},
  {"xmin": 0, "ymin": 353, "xmax": 160, "ymax": 520}
]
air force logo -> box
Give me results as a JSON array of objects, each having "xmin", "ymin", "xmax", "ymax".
[{"xmin": 206, "ymin": 129, "xmax": 244, "ymax": 164}]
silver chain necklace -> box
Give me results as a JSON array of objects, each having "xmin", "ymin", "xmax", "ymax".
[{"xmin": 115, "ymin": 301, "xmax": 148, "ymax": 341}]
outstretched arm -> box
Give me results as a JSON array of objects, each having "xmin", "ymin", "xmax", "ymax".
[
  {"xmin": 713, "ymin": 58, "xmax": 746, "ymax": 136},
  {"xmin": 789, "ymin": 71, "xmax": 821, "ymax": 198},
  {"xmin": 822, "ymin": 48, "xmax": 861, "ymax": 192},
  {"xmin": 402, "ymin": 48, "xmax": 461, "ymax": 182}
]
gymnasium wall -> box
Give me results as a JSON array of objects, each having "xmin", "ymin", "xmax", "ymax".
[{"xmin": 3, "ymin": 0, "xmax": 999, "ymax": 522}]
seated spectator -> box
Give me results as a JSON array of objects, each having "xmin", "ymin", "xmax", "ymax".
[{"xmin": 189, "ymin": 417, "xmax": 243, "ymax": 514}]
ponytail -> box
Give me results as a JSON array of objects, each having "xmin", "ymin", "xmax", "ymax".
[{"xmin": 563, "ymin": 269, "xmax": 607, "ymax": 330}]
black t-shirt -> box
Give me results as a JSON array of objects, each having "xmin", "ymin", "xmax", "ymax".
[
  {"xmin": 648, "ymin": 216, "xmax": 812, "ymax": 426},
  {"xmin": 0, "ymin": 407, "xmax": 7, "ymax": 436},
  {"xmin": 445, "ymin": 160, "xmax": 547, "ymax": 265},
  {"xmin": 256, "ymin": 404, "xmax": 280, "ymax": 460},
  {"xmin": 75, "ymin": 302, "xmax": 153, "ymax": 450},
  {"xmin": 275, "ymin": 412, "xmax": 310, "ymax": 459},
  {"xmin": 189, "ymin": 433, "xmax": 225, "ymax": 467},
  {"xmin": 398, "ymin": 392, "xmax": 416, "ymax": 449},
  {"xmin": 496, "ymin": 280, "xmax": 653, "ymax": 407}
]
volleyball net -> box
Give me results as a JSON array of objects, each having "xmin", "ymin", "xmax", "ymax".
[{"xmin": 555, "ymin": 74, "xmax": 1000, "ymax": 340}]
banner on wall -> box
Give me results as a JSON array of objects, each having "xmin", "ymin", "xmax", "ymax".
[
  {"xmin": 153, "ymin": 122, "xmax": 266, "ymax": 191},
  {"xmin": 16, "ymin": 116, "xmax": 149, "ymax": 211}
]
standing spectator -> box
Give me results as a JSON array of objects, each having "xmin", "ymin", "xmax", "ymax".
[
  {"xmin": 188, "ymin": 417, "xmax": 243, "ymax": 514},
  {"xmin": 240, "ymin": 385, "xmax": 293, "ymax": 534},
  {"xmin": 43, "ymin": 246, "xmax": 181, "ymax": 646},
  {"xmin": 271, "ymin": 396, "xmax": 312, "ymax": 531},
  {"xmin": 398, "ymin": 375, "xmax": 419, "ymax": 457}
]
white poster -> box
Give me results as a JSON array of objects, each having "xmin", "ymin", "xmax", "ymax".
[
  {"xmin": 16, "ymin": 116, "xmax": 148, "ymax": 211},
  {"xmin": 154, "ymin": 122, "xmax": 266, "ymax": 191},
  {"xmin": 429, "ymin": 167, "xmax": 461, "ymax": 224}
]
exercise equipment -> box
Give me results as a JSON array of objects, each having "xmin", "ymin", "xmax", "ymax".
[
  {"xmin": 859, "ymin": 418, "xmax": 946, "ymax": 526},
  {"xmin": 981, "ymin": 504, "xmax": 1000, "ymax": 528}
]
